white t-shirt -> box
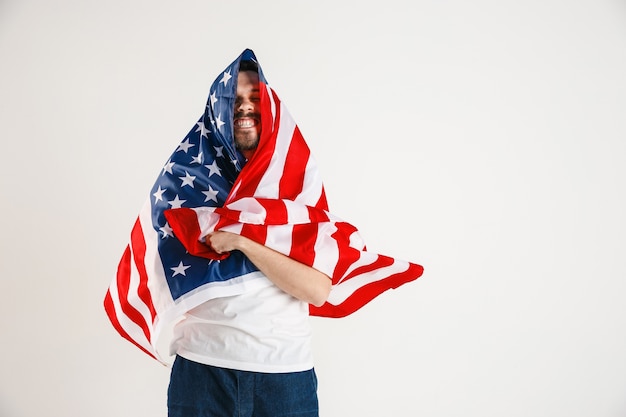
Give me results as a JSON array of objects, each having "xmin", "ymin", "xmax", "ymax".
[{"xmin": 170, "ymin": 282, "xmax": 314, "ymax": 373}]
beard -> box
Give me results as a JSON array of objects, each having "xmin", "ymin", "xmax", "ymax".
[
  {"xmin": 234, "ymin": 129, "xmax": 259, "ymax": 152},
  {"xmin": 233, "ymin": 111, "xmax": 261, "ymax": 152}
]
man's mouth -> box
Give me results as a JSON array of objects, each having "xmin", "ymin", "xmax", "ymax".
[{"xmin": 234, "ymin": 115, "xmax": 259, "ymax": 129}]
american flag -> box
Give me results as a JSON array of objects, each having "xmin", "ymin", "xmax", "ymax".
[{"xmin": 104, "ymin": 49, "xmax": 424, "ymax": 362}]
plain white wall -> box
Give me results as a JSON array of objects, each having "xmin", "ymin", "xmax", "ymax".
[{"xmin": 1, "ymin": 0, "xmax": 625, "ymax": 416}]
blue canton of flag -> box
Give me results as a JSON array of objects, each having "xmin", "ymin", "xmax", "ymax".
[
  {"xmin": 151, "ymin": 50, "xmax": 267, "ymax": 300},
  {"xmin": 104, "ymin": 50, "xmax": 274, "ymax": 362}
]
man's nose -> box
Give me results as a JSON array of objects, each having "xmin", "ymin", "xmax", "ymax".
[{"xmin": 236, "ymin": 98, "xmax": 254, "ymax": 113}]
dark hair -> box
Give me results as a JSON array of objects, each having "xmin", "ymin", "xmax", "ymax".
[{"xmin": 239, "ymin": 60, "xmax": 259, "ymax": 73}]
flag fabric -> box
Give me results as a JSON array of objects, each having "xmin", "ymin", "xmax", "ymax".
[{"xmin": 104, "ymin": 49, "xmax": 424, "ymax": 363}]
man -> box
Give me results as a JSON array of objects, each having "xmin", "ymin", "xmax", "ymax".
[
  {"xmin": 166, "ymin": 59, "xmax": 330, "ymax": 417},
  {"xmin": 106, "ymin": 49, "xmax": 423, "ymax": 417}
]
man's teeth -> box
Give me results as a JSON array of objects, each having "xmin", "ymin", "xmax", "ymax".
[{"xmin": 236, "ymin": 119, "xmax": 255, "ymax": 128}]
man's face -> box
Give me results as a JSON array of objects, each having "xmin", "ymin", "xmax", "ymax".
[{"xmin": 233, "ymin": 70, "xmax": 261, "ymax": 158}]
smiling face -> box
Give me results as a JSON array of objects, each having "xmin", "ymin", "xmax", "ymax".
[{"xmin": 233, "ymin": 70, "xmax": 261, "ymax": 160}]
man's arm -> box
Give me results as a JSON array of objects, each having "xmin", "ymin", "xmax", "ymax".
[{"xmin": 205, "ymin": 231, "xmax": 332, "ymax": 307}]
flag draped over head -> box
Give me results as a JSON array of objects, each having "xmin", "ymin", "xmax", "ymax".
[{"xmin": 105, "ymin": 49, "xmax": 424, "ymax": 363}]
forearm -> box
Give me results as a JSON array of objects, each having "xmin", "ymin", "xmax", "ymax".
[{"xmin": 207, "ymin": 231, "xmax": 332, "ymax": 306}]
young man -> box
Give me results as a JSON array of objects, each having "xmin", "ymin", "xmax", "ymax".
[
  {"xmin": 106, "ymin": 49, "xmax": 423, "ymax": 416},
  {"xmin": 166, "ymin": 60, "xmax": 331, "ymax": 417}
]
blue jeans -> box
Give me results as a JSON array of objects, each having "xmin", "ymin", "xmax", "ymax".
[{"xmin": 168, "ymin": 355, "xmax": 319, "ymax": 417}]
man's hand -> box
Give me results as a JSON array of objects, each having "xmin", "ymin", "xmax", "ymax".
[{"xmin": 204, "ymin": 231, "xmax": 242, "ymax": 254}]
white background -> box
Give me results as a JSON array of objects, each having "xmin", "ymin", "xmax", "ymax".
[{"xmin": 1, "ymin": 0, "xmax": 625, "ymax": 416}]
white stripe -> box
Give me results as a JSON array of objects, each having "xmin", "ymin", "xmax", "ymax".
[
  {"xmin": 229, "ymin": 197, "xmax": 321, "ymax": 225},
  {"xmin": 348, "ymin": 227, "xmax": 366, "ymax": 250},
  {"xmin": 126, "ymin": 243, "xmax": 153, "ymax": 327},
  {"xmin": 229, "ymin": 179, "xmax": 242, "ymax": 198},
  {"xmin": 326, "ymin": 257, "xmax": 412, "ymax": 305},
  {"xmin": 138, "ymin": 202, "xmax": 172, "ymax": 314},
  {"xmin": 118, "ymin": 210, "xmax": 159, "ymax": 353},
  {"xmin": 284, "ymin": 199, "xmax": 314, "ymax": 224},
  {"xmin": 109, "ymin": 267, "xmax": 156, "ymax": 357},
  {"xmin": 110, "ymin": 201, "xmax": 174, "ymax": 362},
  {"xmin": 192, "ymin": 206, "xmax": 246, "ymax": 237},
  {"xmin": 192, "ymin": 207, "xmax": 220, "ymax": 236},
  {"xmin": 296, "ymin": 150, "xmax": 324, "ymax": 205},
  {"xmin": 220, "ymin": 222, "xmax": 244, "ymax": 235},
  {"xmin": 263, "ymin": 224, "xmax": 294, "ymax": 256},
  {"xmin": 311, "ymin": 222, "xmax": 340, "ymax": 279},
  {"xmin": 266, "ymin": 84, "xmax": 276, "ymax": 126},
  {"xmin": 226, "ymin": 197, "xmax": 268, "ymax": 224},
  {"xmin": 255, "ymin": 103, "xmax": 296, "ymax": 198}
]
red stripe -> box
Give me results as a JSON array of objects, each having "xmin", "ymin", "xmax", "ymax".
[
  {"xmin": 343, "ymin": 254, "xmax": 395, "ymax": 281},
  {"xmin": 130, "ymin": 220, "xmax": 157, "ymax": 322},
  {"xmin": 129, "ymin": 219, "xmax": 157, "ymax": 321},
  {"xmin": 104, "ymin": 289, "xmax": 157, "ymax": 359},
  {"xmin": 165, "ymin": 208, "xmax": 228, "ymax": 260},
  {"xmin": 240, "ymin": 223, "xmax": 268, "ymax": 245},
  {"xmin": 310, "ymin": 261, "xmax": 424, "ymax": 318},
  {"xmin": 279, "ymin": 126, "xmax": 309, "ymax": 199},
  {"xmin": 315, "ymin": 188, "xmax": 329, "ymax": 211},
  {"xmin": 290, "ymin": 223, "xmax": 318, "ymax": 266},
  {"xmin": 257, "ymin": 199, "xmax": 288, "ymax": 225},
  {"xmin": 330, "ymin": 222, "xmax": 362, "ymax": 282},
  {"xmin": 214, "ymin": 208, "xmax": 242, "ymax": 230},
  {"xmin": 111, "ymin": 221, "xmax": 154, "ymax": 345},
  {"xmin": 307, "ymin": 205, "xmax": 330, "ymax": 223},
  {"xmin": 226, "ymin": 83, "xmax": 280, "ymax": 203}
]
